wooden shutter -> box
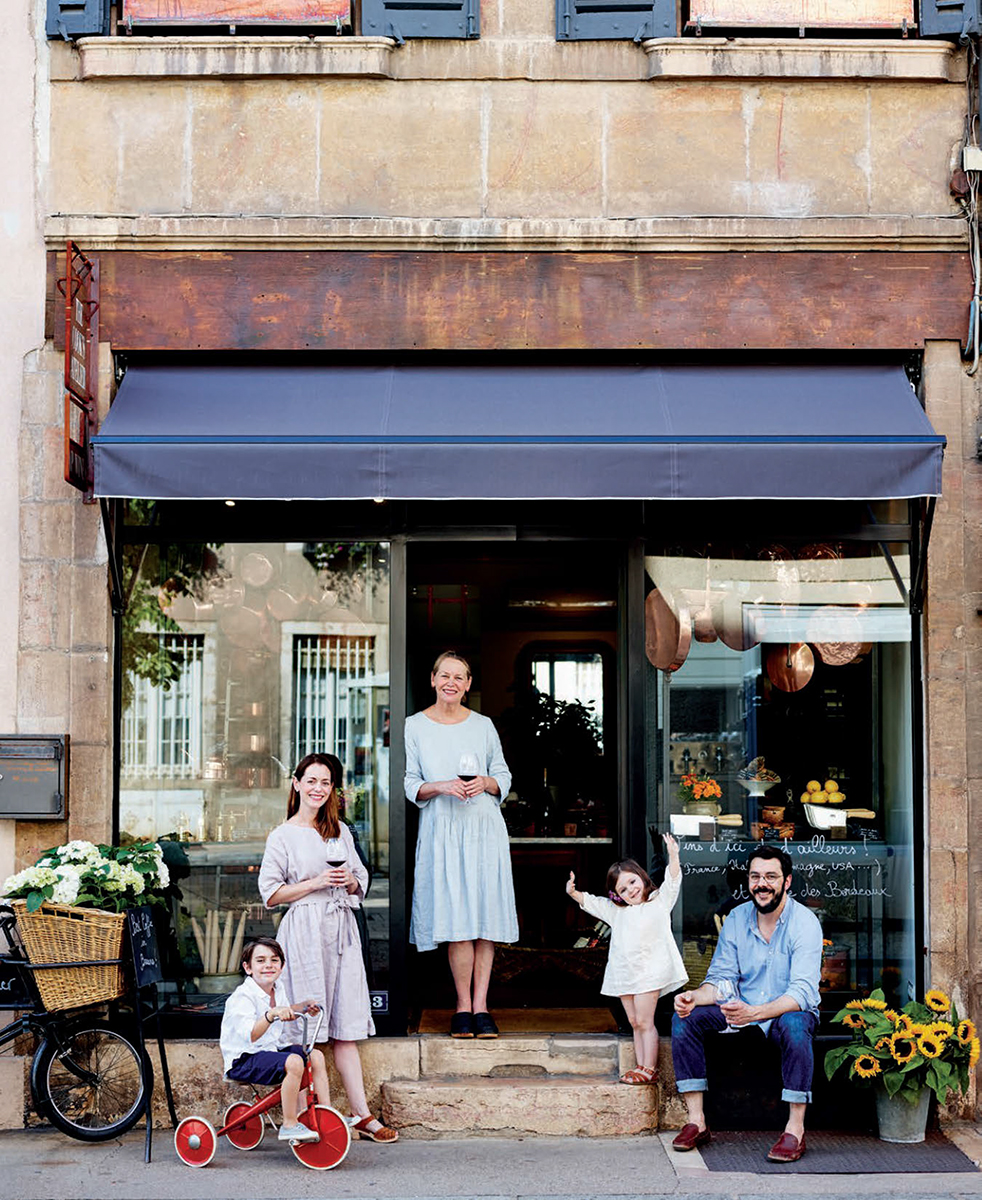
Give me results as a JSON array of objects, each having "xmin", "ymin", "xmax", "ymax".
[
  {"xmin": 361, "ymin": 0, "xmax": 478, "ymax": 40},
  {"xmin": 46, "ymin": 0, "xmax": 109, "ymax": 37},
  {"xmin": 918, "ymin": 0, "xmax": 980, "ymax": 36},
  {"xmin": 557, "ymin": 0, "xmax": 676, "ymax": 39}
]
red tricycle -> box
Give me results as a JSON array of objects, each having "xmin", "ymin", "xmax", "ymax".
[{"xmin": 174, "ymin": 1012, "xmax": 350, "ymax": 1170}]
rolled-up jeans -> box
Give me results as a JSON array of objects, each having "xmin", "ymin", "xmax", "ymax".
[{"xmin": 671, "ymin": 1005, "xmax": 818, "ymax": 1104}]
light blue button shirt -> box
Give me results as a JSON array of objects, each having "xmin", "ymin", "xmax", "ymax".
[{"xmin": 704, "ymin": 896, "xmax": 822, "ymax": 1033}]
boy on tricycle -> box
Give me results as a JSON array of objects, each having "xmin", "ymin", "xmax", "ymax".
[{"xmin": 219, "ymin": 936, "xmax": 329, "ymax": 1144}]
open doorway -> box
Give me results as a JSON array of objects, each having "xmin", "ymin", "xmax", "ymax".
[{"xmin": 405, "ymin": 541, "xmax": 621, "ymax": 1029}]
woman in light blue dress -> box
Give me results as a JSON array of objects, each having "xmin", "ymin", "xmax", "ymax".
[{"xmin": 405, "ymin": 651, "xmax": 518, "ymax": 1039}]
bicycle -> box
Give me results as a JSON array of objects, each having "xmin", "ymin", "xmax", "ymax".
[
  {"xmin": 0, "ymin": 903, "xmax": 152, "ymax": 1141},
  {"xmin": 174, "ymin": 1010, "xmax": 350, "ymax": 1171}
]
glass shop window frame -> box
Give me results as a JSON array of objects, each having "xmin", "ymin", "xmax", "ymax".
[
  {"xmin": 641, "ymin": 529, "xmax": 922, "ymax": 1024},
  {"xmin": 114, "ymin": 530, "xmax": 394, "ymax": 1036}
]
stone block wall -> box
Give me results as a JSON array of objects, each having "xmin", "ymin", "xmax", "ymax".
[
  {"xmin": 924, "ymin": 339, "xmax": 982, "ymax": 1119},
  {"xmin": 44, "ymin": 37, "xmax": 964, "ymax": 229},
  {"xmin": 14, "ymin": 345, "xmax": 113, "ymax": 872}
]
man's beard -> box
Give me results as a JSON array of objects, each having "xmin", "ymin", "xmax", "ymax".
[{"xmin": 751, "ymin": 885, "xmax": 785, "ymax": 913}]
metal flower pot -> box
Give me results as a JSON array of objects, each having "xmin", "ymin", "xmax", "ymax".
[{"xmin": 875, "ymin": 1086, "xmax": 931, "ymax": 1143}]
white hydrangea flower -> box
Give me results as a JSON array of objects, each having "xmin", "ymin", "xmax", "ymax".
[
  {"xmin": 0, "ymin": 865, "xmax": 59, "ymax": 897},
  {"xmin": 61, "ymin": 840, "xmax": 101, "ymax": 864},
  {"xmin": 50, "ymin": 871, "xmax": 81, "ymax": 905},
  {"xmin": 118, "ymin": 863, "xmax": 144, "ymax": 894},
  {"xmin": 100, "ymin": 861, "xmax": 125, "ymax": 892}
]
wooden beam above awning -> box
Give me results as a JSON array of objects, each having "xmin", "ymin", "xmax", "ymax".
[{"xmin": 48, "ymin": 250, "xmax": 970, "ymax": 354}]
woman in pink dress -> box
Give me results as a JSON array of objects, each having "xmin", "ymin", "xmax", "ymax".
[{"xmin": 258, "ymin": 751, "xmax": 397, "ymax": 1143}]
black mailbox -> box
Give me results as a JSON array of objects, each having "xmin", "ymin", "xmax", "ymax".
[{"xmin": 0, "ymin": 736, "xmax": 69, "ymax": 820}]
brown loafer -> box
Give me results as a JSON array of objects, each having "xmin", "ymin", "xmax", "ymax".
[
  {"xmin": 767, "ymin": 1131, "xmax": 805, "ymax": 1162},
  {"xmin": 671, "ymin": 1123, "xmax": 711, "ymax": 1152}
]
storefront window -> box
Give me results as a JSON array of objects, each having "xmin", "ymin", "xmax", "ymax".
[
  {"xmin": 119, "ymin": 538, "xmax": 390, "ymax": 1025},
  {"xmin": 643, "ymin": 539, "xmax": 915, "ymax": 1012}
]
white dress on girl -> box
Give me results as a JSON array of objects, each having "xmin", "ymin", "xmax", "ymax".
[{"xmin": 578, "ymin": 870, "xmax": 687, "ymax": 998}]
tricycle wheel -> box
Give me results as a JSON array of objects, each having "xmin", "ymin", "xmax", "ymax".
[
  {"xmin": 291, "ymin": 1105, "xmax": 351, "ymax": 1170},
  {"xmin": 223, "ymin": 1101, "xmax": 264, "ymax": 1149},
  {"xmin": 175, "ymin": 1115, "xmax": 217, "ymax": 1167}
]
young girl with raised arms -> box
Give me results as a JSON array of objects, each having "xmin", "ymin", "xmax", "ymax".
[{"xmin": 566, "ymin": 833, "xmax": 687, "ymax": 1084}]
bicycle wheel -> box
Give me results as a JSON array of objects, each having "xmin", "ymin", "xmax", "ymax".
[
  {"xmin": 291, "ymin": 1105, "xmax": 351, "ymax": 1170},
  {"xmin": 175, "ymin": 1116, "xmax": 217, "ymax": 1167},
  {"xmin": 31, "ymin": 1020, "xmax": 150, "ymax": 1142},
  {"xmin": 223, "ymin": 1101, "xmax": 264, "ymax": 1150}
]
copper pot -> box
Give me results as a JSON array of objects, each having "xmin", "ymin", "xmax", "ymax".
[
  {"xmin": 645, "ymin": 588, "xmax": 692, "ymax": 673},
  {"xmin": 766, "ymin": 643, "xmax": 815, "ymax": 692}
]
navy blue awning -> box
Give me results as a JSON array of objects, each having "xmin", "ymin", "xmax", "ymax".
[{"xmin": 92, "ymin": 362, "xmax": 944, "ymax": 501}]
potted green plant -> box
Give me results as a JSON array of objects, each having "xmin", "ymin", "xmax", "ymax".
[
  {"xmin": 824, "ymin": 986, "xmax": 980, "ymax": 1142},
  {"xmin": 1, "ymin": 839, "xmax": 171, "ymax": 913}
]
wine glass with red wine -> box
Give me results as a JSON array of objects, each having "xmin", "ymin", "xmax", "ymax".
[
  {"xmin": 324, "ymin": 837, "xmax": 345, "ymax": 890},
  {"xmin": 458, "ymin": 752, "xmax": 480, "ymax": 804}
]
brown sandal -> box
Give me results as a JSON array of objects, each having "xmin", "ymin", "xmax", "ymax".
[
  {"xmin": 351, "ymin": 1115, "xmax": 399, "ymax": 1143},
  {"xmin": 619, "ymin": 1066, "xmax": 658, "ymax": 1085}
]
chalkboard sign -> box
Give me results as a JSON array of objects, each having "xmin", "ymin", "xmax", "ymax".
[{"xmin": 126, "ymin": 907, "xmax": 163, "ymax": 989}]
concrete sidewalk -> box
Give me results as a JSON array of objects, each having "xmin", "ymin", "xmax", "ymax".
[{"xmin": 0, "ymin": 1125, "xmax": 980, "ymax": 1200}]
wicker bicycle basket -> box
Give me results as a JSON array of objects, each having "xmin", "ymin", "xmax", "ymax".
[{"xmin": 10, "ymin": 899, "xmax": 126, "ymax": 1011}]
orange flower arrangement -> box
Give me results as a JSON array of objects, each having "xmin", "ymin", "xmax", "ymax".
[{"xmin": 678, "ymin": 774, "xmax": 723, "ymax": 805}]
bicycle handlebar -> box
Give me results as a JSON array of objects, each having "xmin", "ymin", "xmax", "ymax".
[
  {"xmin": 0, "ymin": 905, "xmax": 21, "ymax": 954},
  {"xmin": 298, "ymin": 1008, "xmax": 324, "ymax": 1050}
]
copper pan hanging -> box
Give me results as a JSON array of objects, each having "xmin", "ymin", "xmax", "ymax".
[
  {"xmin": 717, "ymin": 591, "xmax": 759, "ymax": 651},
  {"xmin": 808, "ymin": 605, "xmax": 865, "ymax": 666},
  {"xmin": 797, "ymin": 543, "xmax": 840, "ymax": 561},
  {"xmin": 765, "ymin": 642, "xmax": 815, "ymax": 692},
  {"xmin": 679, "ymin": 550, "xmax": 719, "ymax": 644},
  {"xmin": 680, "ymin": 587, "xmax": 719, "ymax": 644},
  {"xmin": 645, "ymin": 588, "xmax": 692, "ymax": 673}
]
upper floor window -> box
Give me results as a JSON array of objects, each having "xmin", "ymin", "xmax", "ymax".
[
  {"xmin": 47, "ymin": 0, "xmax": 478, "ymax": 39},
  {"xmin": 45, "ymin": 0, "xmax": 965, "ymax": 46}
]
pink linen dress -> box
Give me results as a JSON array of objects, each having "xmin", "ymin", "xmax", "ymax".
[{"xmin": 258, "ymin": 821, "xmax": 375, "ymax": 1041}]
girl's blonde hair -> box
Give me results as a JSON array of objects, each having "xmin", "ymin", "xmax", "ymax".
[{"xmin": 606, "ymin": 858, "xmax": 655, "ymax": 905}]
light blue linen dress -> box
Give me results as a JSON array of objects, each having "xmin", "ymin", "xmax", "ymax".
[{"xmin": 405, "ymin": 710, "xmax": 519, "ymax": 952}]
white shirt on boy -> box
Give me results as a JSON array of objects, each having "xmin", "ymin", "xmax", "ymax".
[{"xmin": 219, "ymin": 974, "xmax": 297, "ymax": 1075}]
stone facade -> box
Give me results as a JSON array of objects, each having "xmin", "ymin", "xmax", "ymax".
[{"xmin": 2, "ymin": 0, "xmax": 980, "ymax": 1129}]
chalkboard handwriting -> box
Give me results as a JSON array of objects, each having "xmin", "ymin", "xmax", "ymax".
[
  {"xmin": 126, "ymin": 908, "xmax": 162, "ymax": 988},
  {"xmin": 679, "ymin": 838, "xmax": 894, "ymax": 902}
]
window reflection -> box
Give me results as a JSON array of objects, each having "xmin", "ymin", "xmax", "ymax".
[{"xmin": 120, "ymin": 540, "xmax": 390, "ymax": 1011}]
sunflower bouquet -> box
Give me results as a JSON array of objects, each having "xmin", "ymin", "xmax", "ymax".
[{"xmin": 824, "ymin": 987, "xmax": 980, "ymax": 1105}]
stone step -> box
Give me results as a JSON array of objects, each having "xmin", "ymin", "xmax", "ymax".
[
  {"xmin": 419, "ymin": 1032, "xmax": 622, "ymax": 1078},
  {"xmin": 382, "ymin": 1074, "xmax": 659, "ymax": 1138}
]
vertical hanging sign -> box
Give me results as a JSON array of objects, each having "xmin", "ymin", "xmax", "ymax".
[{"xmin": 59, "ymin": 242, "xmax": 99, "ymax": 499}]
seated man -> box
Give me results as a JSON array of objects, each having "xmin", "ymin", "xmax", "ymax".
[{"xmin": 670, "ymin": 844, "xmax": 822, "ymax": 1164}]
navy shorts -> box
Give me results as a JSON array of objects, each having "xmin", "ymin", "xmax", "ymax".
[{"xmin": 227, "ymin": 1044, "xmax": 306, "ymax": 1086}]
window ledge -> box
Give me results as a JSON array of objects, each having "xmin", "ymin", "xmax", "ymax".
[
  {"xmin": 73, "ymin": 36, "xmax": 397, "ymax": 80},
  {"xmin": 44, "ymin": 214, "xmax": 967, "ymax": 253},
  {"xmin": 643, "ymin": 37, "xmax": 965, "ymax": 82}
]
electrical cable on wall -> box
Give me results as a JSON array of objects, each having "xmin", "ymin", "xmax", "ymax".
[{"xmin": 961, "ymin": 35, "xmax": 982, "ymax": 373}]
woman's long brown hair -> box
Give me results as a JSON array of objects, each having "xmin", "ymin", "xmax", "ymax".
[{"xmin": 287, "ymin": 752, "xmax": 343, "ymax": 840}]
